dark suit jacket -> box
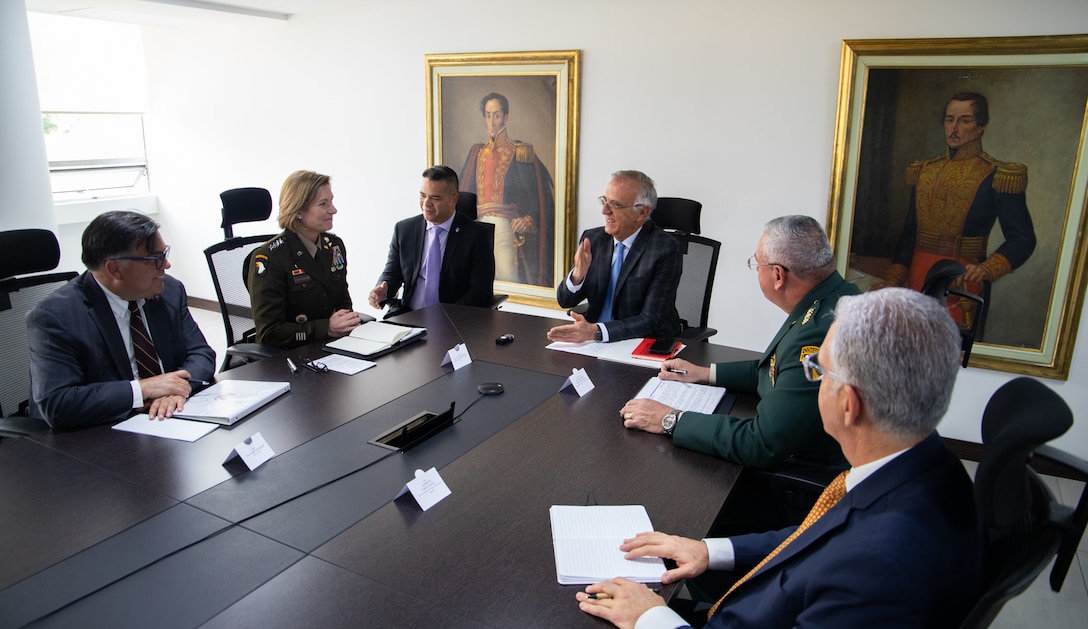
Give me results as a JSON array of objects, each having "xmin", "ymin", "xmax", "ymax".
[
  {"xmin": 377, "ymin": 211, "xmax": 495, "ymax": 313},
  {"xmin": 27, "ymin": 272, "xmax": 215, "ymax": 430},
  {"xmin": 705, "ymin": 433, "xmax": 984, "ymax": 628},
  {"xmin": 556, "ymin": 221, "xmax": 682, "ymax": 341}
]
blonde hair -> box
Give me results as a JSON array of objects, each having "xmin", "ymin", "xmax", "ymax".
[{"xmin": 278, "ymin": 170, "xmax": 331, "ymax": 230}]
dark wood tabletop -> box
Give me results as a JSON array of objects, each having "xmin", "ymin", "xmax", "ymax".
[{"xmin": 0, "ymin": 304, "xmax": 759, "ymax": 627}]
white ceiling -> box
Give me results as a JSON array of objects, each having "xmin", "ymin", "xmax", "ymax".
[{"xmin": 24, "ymin": 0, "xmax": 335, "ymax": 26}]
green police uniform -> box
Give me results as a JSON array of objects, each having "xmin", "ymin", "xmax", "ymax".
[
  {"xmin": 671, "ymin": 271, "xmax": 858, "ymax": 470},
  {"xmin": 248, "ymin": 230, "xmax": 352, "ymax": 349}
]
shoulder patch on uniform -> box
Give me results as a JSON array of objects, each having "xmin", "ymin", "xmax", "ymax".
[
  {"xmin": 799, "ymin": 345, "xmax": 819, "ymax": 362},
  {"xmin": 254, "ymin": 260, "xmax": 266, "ymax": 276}
]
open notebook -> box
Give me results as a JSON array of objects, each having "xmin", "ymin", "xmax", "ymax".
[
  {"xmin": 550, "ymin": 505, "xmax": 665, "ymax": 585},
  {"xmin": 324, "ymin": 320, "xmax": 426, "ymax": 359}
]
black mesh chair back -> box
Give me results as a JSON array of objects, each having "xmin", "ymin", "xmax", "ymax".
[
  {"xmin": 960, "ymin": 377, "xmax": 1085, "ymax": 628},
  {"xmin": 456, "ymin": 191, "xmax": 478, "ymax": 220},
  {"xmin": 673, "ymin": 233, "xmax": 720, "ymax": 342},
  {"xmin": 0, "ymin": 229, "xmax": 76, "ymax": 436},
  {"xmin": 922, "ymin": 258, "xmax": 988, "ymax": 367},
  {"xmin": 205, "ymin": 188, "xmax": 279, "ymax": 371}
]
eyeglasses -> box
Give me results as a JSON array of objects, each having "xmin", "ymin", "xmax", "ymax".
[
  {"xmin": 598, "ymin": 196, "xmax": 645, "ymax": 212},
  {"xmin": 302, "ymin": 358, "xmax": 329, "ymax": 373},
  {"xmin": 746, "ymin": 254, "xmax": 789, "ymax": 273},
  {"xmin": 114, "ymin": 246, "xmax": 171, "ymax": 270},
  {"xmin": 801, "ymin": 351, "xmax": 845, "ymax": 383}
]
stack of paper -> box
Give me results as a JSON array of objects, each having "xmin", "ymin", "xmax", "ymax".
[{"xmin": 549, "ymin": 505, "xmax": 665, "ymax": 585}]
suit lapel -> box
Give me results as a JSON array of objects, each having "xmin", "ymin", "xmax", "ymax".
[{"xmin": 80, "ymin": 274, "xmax": 134, "ymax": 379}]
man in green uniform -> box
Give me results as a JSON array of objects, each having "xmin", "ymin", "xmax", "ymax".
[{"xmin": 622, "ymin": 214, "xmax": 858, "ymax": 545}]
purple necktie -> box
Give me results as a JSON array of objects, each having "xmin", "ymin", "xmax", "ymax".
[{"xmin": 423, "ymin": 225, "xmax": 444, "ymax": 307}]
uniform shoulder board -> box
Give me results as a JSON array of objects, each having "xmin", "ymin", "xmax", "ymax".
[
  {"xmin": 905, "ymin": 160, "xmax": 924, "ymax": 186},
  {"xmin": 988, "ymin": 158, "xmax": 1028, "ymax": 194},
  {"xmin": 514, "ymin": 141, "xmax": 536, "ymax": 163},
  {"xmin": 267, "ymin": 237, "xmax": 285, "ymax": 251}
]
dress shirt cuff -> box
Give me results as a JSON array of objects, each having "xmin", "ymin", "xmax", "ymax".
[
  {"xmin": 634, "ymin": 604, "xmax": 689, "ymax": 629},
  {"xmin": 708, "ymin": 365, "xmax": 718, "ymax": 387},
  {"xmin": 597, "ymin": 323, "xmax": 610, "ymax": 343},
  {"xmin": 705, "ymin": 537, "xmax": 736, "ymax": 571},
  {"xmin": 565, "ymin": 270, "xmax": 583, "ymax": 293},
  {"xmin": 130, "ymin": 380, "xmax": 143, "ymax": 409}
]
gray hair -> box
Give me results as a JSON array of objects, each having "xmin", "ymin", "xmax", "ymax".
[
  {"xmin": 611, "ymin": 170, "xmax": 657, "ymax": 210},
  {"xmin": 828, "ymin": 288, "xmax": 961, "ymax": 440},
  {"xmin": 760, "ymin": 215, "xmax": 835, "ymax": 281}
]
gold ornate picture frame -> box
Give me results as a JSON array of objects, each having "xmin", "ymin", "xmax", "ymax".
[
  {"xmin": 425, "ymin": 50, "xmax": 580, "ymax": 308},
  {"xmin": 827, "ymin": 35, "xmax": 1088, "ymax": 379}
]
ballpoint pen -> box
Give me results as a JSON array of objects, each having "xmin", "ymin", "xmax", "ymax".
[
  {"xmin": 667, "ymin": 368, "xmax": 688, "ymax": 375},
  {"xmin": 287, "ymin": 358, "xmax": 299, "ymax": 373}
]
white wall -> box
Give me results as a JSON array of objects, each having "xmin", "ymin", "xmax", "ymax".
[{"xmin": 81, "ymin": 0, "xmax": 1088, "ymax": 456}]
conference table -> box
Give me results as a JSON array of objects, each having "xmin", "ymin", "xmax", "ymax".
[{"xmin": 0, "ymin": 305, "xmax": 759, "ymax": 628}]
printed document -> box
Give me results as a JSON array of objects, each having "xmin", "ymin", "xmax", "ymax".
[{"xmin": 634, "ymin": 377, "xmax": 725, "ymax": 414}]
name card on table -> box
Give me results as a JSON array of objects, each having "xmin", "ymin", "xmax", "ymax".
[
  {"xmin": 559, "ymin": 367, "xmax": 595, "ymax": 397},
  {"xmin": 223, "ymin": 432, "xmax": 275, "ymax": 470},
  {"xmin": 441, "ymin": 343, "xmax": 472, "ymax": 370},
  {"xmin": 396, "ymin": 467, "xmax": 452, "ymax": 511}
]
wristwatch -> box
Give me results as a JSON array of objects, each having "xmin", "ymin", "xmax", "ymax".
[
  {"xmin": 662, "ymin": 409, "xmax": 681, "ymax": 436},
  {"xmin": 594, "ymin": 326, "xmax": 603, "ymax": 342}
]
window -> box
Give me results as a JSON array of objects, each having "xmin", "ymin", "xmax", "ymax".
[{"xmin": 42, "ymin": 112, "xmax": 150, "ymax": 201}]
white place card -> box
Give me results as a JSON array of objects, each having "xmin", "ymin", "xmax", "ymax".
[
  {"xmin": 441, "ymin": 343, "xmax": 472, "ymax": 370},
  {"xmin": 222, "ymin": 432, "xmax": 275, "ymax": 470},
  {"xmin": 395, "ymin": 467, "xmax": 452, "ymax": 511},
  {"xmin": 559, "ymin": 367, "xmax": 595, "ymax": 396}
]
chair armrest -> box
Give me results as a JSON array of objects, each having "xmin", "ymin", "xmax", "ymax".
[
  {"xmin": 226, "ymin": 342, "xmax": 282, "ymax": 361},
  {"xmin": 490, "ymin": 294, "xmax": 508, "ymax": 310},
  {"xmin": 677, "ymin": 327, "xmax": 717, "ymax": 343},
  {"xmin": 0, "ymin": 416, "xmax": 50, "ymax": 438}
]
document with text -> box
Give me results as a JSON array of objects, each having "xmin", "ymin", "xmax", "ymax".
[
  {"xmin": 550, "ymin": 505, "xmax": 665, "ymax": 585},
  {"xmin": 634, "ymin": 377, "xmax": 725, "ymax": 414}
]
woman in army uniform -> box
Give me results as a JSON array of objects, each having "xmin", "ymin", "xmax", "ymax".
[{"xmin": 248, "ymin": 170, "xmax": 362, "ymax": 348}]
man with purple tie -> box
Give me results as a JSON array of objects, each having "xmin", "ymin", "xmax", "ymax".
[{"xmin": 369, "ymin": 166, "xmax": 495, "ymax": 318}]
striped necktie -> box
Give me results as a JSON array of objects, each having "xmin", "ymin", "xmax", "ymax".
[
  {"xmin": 129, "ymin": 301, "xmax": 163, "ymax": 379},
  {"xmin": 708, "ymin": 470, "xmax": 849, "ymax": 619}
]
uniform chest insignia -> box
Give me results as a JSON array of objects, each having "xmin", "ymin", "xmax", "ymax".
[
  {"xmin": 295, "ymin": 314, "xmax": 308, "ymax": 324},
  {"xmin": 331, "ymin": 245, "xmax": 346, "ymax": 270},
  {"xmin": 267, "ymin": 237, "xmax": 284, "ymax": 251},
  {"xmin": 769, "ymin": 354, "xmax": 777, "ymax": 387},
  {"xmin": 291, "ymin": 268, "xmax": 304, "ymax": 276},
  {"xmin": 801, "ymin": 303, "xmax": 817, "ymax": 325}
]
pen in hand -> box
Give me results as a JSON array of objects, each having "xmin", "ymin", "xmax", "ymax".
[{"xmin": 667, "ymin": 368, "xmax": 688, "ymax": 375}]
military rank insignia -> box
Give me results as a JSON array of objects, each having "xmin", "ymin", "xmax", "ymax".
[
  {"xmin": 801, "ymin": 302, "xmax": 817, "ymax": 325},
  {"xmin": 769, "ymin": 354, "xmax": 777, "ymax": 387}
]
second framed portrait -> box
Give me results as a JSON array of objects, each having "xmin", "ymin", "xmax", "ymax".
[
  {"xmin": 827, "ymin": 35, "xmax": 1088, "ymax": 379},
  {"xmin": 426, "ymin": 50, "xmax": 581, "ymax": 307}
]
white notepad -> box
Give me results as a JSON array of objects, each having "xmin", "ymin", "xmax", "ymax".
[
  {"xmin": 549, "ymin": 505, "xmax": 665, "ymax": 585},
  {"xmin": 634, "ymin": 377, "xmax": 726, "ymax": 414},
  {"xmin": 174, "ymin": 380, "xmax": 290, "ymax": 425}
]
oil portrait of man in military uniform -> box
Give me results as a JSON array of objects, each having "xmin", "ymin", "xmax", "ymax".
[
  {"xmin": 426, "ymin": 51, "xmax": 580, "ymax": 307},
  {"xmin": 826, "ymin": 36, "xmax": 1088, "ymax": 378}
]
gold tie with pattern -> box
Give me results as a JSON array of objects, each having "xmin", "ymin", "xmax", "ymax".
[
  {"xmin": 129, "ymin": 301, "xmax": 162, "ymax": 379},
  {"xmin": 707, "ymin": 470, "xmax": 849, "ymax": 619}
]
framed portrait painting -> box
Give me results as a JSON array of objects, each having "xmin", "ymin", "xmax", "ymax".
[
  {"xmin": 827, "ymin": 35, "xmax": 1088, "ymax": 379},
  {"xmin": 425, "ymin": 50, "xmax": 581, "ymax": 308}
]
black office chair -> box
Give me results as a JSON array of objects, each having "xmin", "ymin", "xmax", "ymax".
[
  {"xmin": 439, "ymin": 191, "xmax": 506, "ymax": 309},
  {"xmin": 0, "ymin": 229, "xmax": 77, "ymax": 438},
  {"xmin": 959, "ymin": 377, "xmax": 1087, "ymax": 628},
  {"xmin": 921, "ymin": 258, "xmax": 988, "ymax": 367},
  {"xmin": 203, "ymin": 187, "xmax": 280, "ymax": 371},
  {"xmin": 652, "ymin": 197, "xmax": 720, "ymax": 342}
]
